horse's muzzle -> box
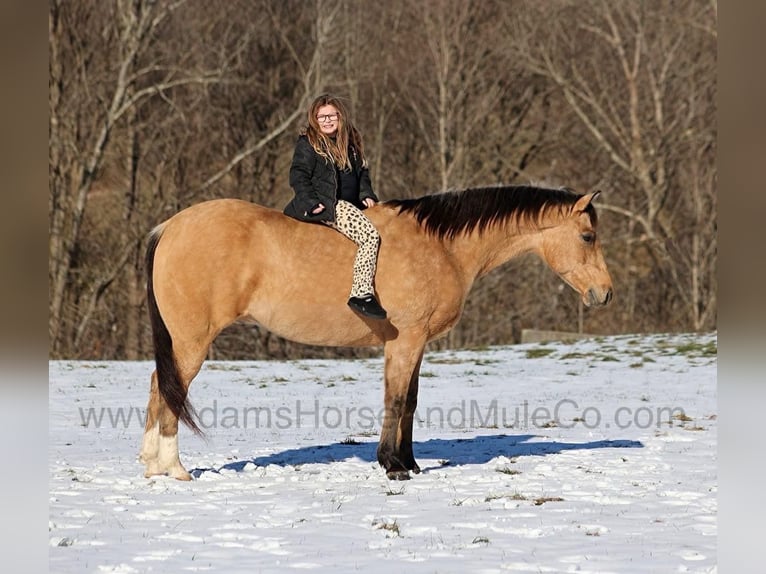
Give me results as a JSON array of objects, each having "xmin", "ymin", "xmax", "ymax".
[{"xmin": 585, "ymin": 287, "xmax": 613, "ymax": 307}]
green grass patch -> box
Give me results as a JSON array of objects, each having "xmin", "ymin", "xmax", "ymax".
[
  {"xmin": 474, "ymin": 358, "xmax": 501, "ymax": 366},
  {"xmin": 674, "ymin": 341, "xmax": 717, "ymax": 357},
  {"xmin": 560, "ymin": 352, "xmax": 589, "ymax": 360},
  {"xmin": 525, "ymin": 348, "xmax": 555, "ymax": 359}
]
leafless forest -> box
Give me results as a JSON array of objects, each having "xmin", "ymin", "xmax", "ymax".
[{"xmin": 48, "ymin": 0, "xmax": 717, "ymax": 360}]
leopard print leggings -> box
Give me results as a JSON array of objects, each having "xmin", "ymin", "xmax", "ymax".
[{"xmin": 327, "ymin": 200, "xmax": 381, "ymax": 298}]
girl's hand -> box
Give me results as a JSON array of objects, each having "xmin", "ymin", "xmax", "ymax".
[
  {"xmin": 362, "ymin": 198, "xmax": 376, "ymax": 208},
  {"xmin": 311, "ymin": 203, "xmax": 326, "ymax": 214}
]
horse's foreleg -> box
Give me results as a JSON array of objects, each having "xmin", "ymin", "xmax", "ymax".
[
  {"xmin": 378, "ymin": 338, "xmax": 426, "ymax": 480},
  {"xmin": 397, "ymin": 352, "xmax": 423, "ymax": 475}
]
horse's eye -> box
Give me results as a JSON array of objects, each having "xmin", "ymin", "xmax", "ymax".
[{"xmin": 581, "ymin": 232, "xmax": 596, "ymax": 244}]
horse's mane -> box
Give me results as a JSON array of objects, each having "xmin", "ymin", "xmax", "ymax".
[{"xmin": 386, "ymin": 185, "xmax": 596, "ymax": 240}]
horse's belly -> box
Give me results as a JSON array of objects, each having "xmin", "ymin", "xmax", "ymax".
[{"xmin": 245, "ymin": 302, "xmax": 387, "ymax": 348}]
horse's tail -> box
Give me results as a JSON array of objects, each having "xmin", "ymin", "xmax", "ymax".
[{"xmin": 145, "ymin": 224, "xmax": 202, "ymax": 435}]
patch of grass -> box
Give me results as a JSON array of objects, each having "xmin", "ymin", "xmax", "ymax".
[
  {"xmin": 427, "ymin": 357, "xmax": 464, "ymax": 365},
  {"xmin": 373, "ymin": 519, "xmax": 400, "ymax": 537},
  {"xmin": 560, "ymin": 352, "xmax": 589, "ymax": 360},
  {"xmin": 496, "ymin": 467, "xmax": 522, "ymax": 475},
  {"xmin": 385, "ymin": 487, "xmax": 405, "ymax": 496},
  {"xmin": 675, "ymin": 341, "xmax": 717, "ymax": 357},
  {"xmin": 629, "ymin": 362, "xmax": 644, "ymax": 369},
  {"xmin": 273, "ymin": 376, "xmax": 289, "ymax": 383},
  {"xmin": 484, "ymin": 492, "xmax": 529, "ymax": 502},
  {"xmin": 420, "ymin": 371, "xmax": 437, "ymax": 378},
  {"xmin": 526, "ymin": 348, "xmax": 555, "ymax": 359},
  {"xmin": 474, "ymin": 358, "xmax": 501, "ymax": 366},
  {"xmin": 472, "ymin": 536, "xmax": 490, "ymax": 545},
  {"xmin": 206, "ymin": 363, "xmax": 242, "ymax": 371},
  {"xmin": 534, "ymin": 496, "xmax": 565, "ymax": 506},
  {"xmin": 340, "ymin": 437, "xmax": 361, "ymax": 445},
  {"xmin": 485, "ymin": 492, "xmax": 527, "ymax": 502},
  {"xmin": 599, "ymin": 355, "xmax": 620, "ymax": 362},
  {"xmin": 468, "ymin": 345, "xmax": 492, "ymax": 352}
]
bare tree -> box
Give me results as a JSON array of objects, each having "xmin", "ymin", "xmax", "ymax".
[
  {"xmin": 49, "ymin": 0, "xmax": 227, "ymax": 355},
  {"xmin": 506, "ymin": 0, "xmax": 716, "ymax": 330}
]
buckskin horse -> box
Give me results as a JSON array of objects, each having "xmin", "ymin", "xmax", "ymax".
[{"xmin": 140, "ymin": 185, "xmax": 613, "ymax": 480}]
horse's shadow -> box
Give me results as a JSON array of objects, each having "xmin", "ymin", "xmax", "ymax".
[{"xmin": 190, "ymin": 434, "xmax": 643, "ymax": 478}]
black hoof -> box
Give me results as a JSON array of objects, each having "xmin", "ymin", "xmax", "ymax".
[
  {"xmin": 386, "ymin": 469, "xmax": 411, "ymax": 481},
  {"xmin": 411, "ymin": 462, "xmax": 421, "ymax": 474}
]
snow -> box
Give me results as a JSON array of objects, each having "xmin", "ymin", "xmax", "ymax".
[{"xmin": 49, "ymin": 332, "xmax": 717, "ymax": 573}]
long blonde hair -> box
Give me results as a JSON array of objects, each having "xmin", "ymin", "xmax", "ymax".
[{"xmin": 303, "ymin": 94, "xmax": 367, "ymax": 170}]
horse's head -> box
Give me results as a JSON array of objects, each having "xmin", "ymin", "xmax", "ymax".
[{"xmin": 539, "ymin": 191, "xmax": 613, "ymax": 307}]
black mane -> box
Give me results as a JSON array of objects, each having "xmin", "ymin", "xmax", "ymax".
[{"xmin": 386, "ymin": 185, "xmax": 594, "ymax": 240}]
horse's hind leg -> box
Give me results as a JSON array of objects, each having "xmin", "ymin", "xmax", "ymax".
[
  {"xmin": 139, "ymin": 370, "xmax": 163, "ymax": 475},
  {"xmin": 140, "ymin": 338, "xmax": 209, "ymax": 480}
]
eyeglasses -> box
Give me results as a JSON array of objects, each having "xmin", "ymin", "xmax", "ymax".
[{"xmin": 316, "ymin": 113, "xmax": 339, "ymax": 123}]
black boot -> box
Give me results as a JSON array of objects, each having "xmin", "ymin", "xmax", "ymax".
[{"xmin": 347, "ymin": 294, "xmax": 387, "ymax": 320}]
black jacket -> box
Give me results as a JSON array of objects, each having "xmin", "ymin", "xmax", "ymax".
[{"xmin": 284, "ymin": 135, "xmax": 378, "ymax": 223}]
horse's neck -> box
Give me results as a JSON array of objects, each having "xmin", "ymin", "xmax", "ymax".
[{"xmin": 450, "ymin": 225, "xmax": 539, "ymax": 281}]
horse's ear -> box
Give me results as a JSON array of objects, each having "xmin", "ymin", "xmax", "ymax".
[{"xmin": 573, "ymin": 191, "xmax": 601, "ymax": 212}]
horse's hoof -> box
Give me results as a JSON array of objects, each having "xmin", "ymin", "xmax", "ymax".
[
  {"xmin": 412, "ymin": 462, "xmax": 421, "ymax": 474},
  {"xmin": 144, "ymin": 465, "xmax": 192, "ymax": 481},
  {"xmin": 386, "ymin": 469, "xmax": 411, "ymax": 481}
]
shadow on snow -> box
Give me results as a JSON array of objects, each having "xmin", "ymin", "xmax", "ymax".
[{"xmin": 190, "ymin": 434, "xmax": 643, "ymax": 478}]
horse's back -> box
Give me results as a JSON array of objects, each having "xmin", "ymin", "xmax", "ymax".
[{"xmin": 162, "ymin": 198, "xmax": 279, "ymax": 230}]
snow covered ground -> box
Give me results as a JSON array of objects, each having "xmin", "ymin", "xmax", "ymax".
[{"xmin": 49, "ymin": 332, "xmax": 717, "ymax": 573}]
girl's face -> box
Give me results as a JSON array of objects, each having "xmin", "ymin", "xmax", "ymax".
[{"xmin": 315, "ymin": 104, "xmax": 340, "ymax": 136}]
